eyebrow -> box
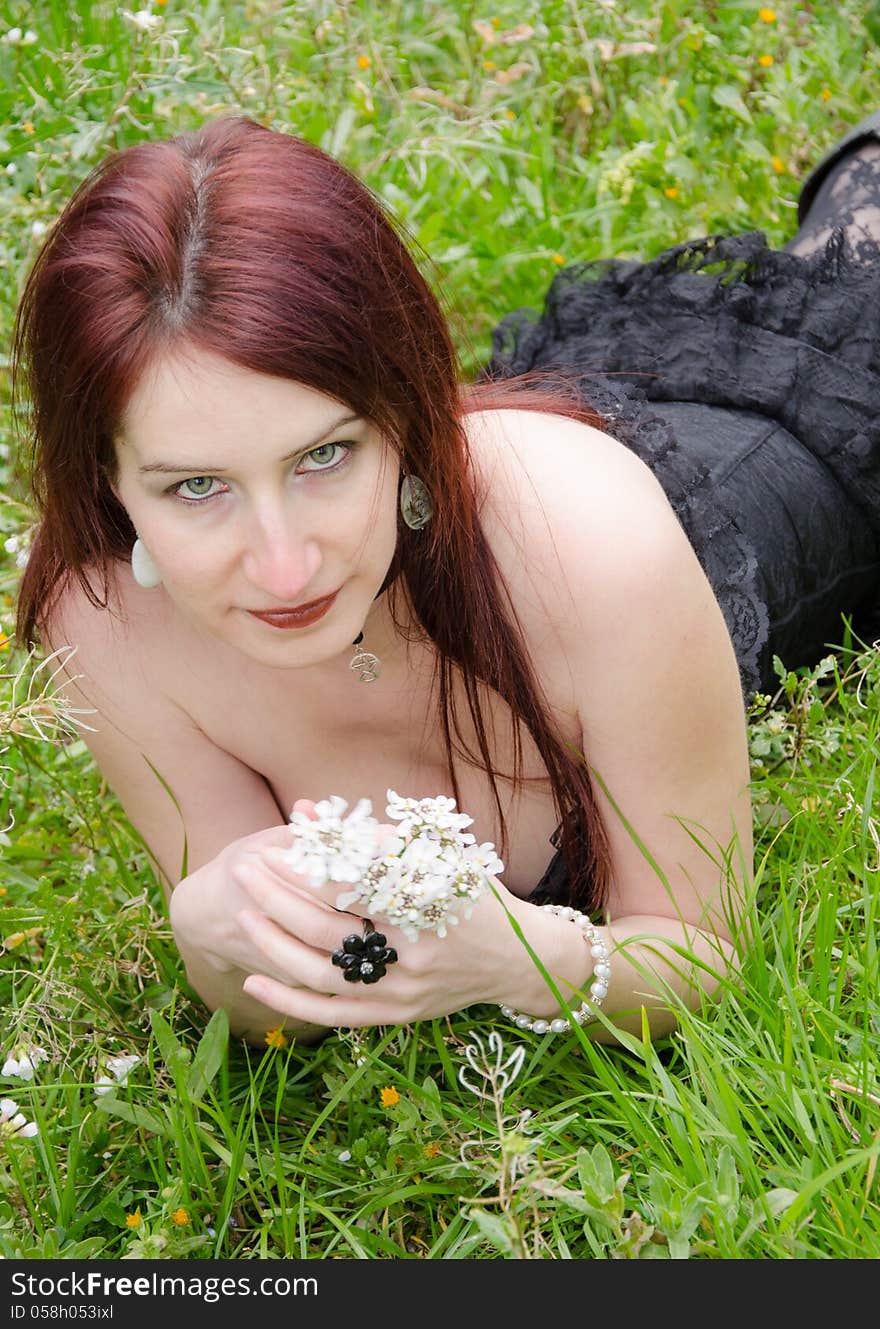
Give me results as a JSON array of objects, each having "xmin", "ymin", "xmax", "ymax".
[{"xmin": 137, "ymin": 411, "xmax": 363, "ymax": 475}]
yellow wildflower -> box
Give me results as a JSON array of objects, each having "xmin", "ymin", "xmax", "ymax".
[
  {"xmin": 125, "ymin": 1209, "xmax": 142, "ymax": 1229},
  {"xmin": 357, "ymin": 55, "xmax": 371, "ymax": 70},
  {"xmin": 758, "ymin": 8, "xmax": 777, "ymax": 22},
  {"xmin": 772, "ymin": 155, "xmax": 785, "ymax": 173},
  {"xmin": 664, "ymin": 186, "xmax": 679, "ymax": 199},
  {"xmin": 264, "ymin": 1027, "xmax": 286, "ymax": 1050},
  {"xmin": 758, "ymin": 54, "xmax": 774, "ymax": 67},
  {"xmin": 171, "ymin": 1208, "xmax": 190, "ymax": 1227},
  {"xmin": 820, "ymin": 87, "xmax": 832, "ymax": 101},
  {"xmin": 483, "ymin": 60, "xmax": 495, "ymax": 71},
  {"xmin": 505, "ymin": 109, "xmax": 515, "ymax": 119},
  {"xmin": 379, "ymin": 1085, "xmax": 400, "ymax": 1107},
  {"xmin": 0, "ymin": 635, "xmax": 11, "ymax": 651},
  {"xmin": 4, "ymin": 928, "xmax": 41, "ymax": 949},
  {"xmin": 22, "ymin": 121, "xmax": 34, "ymax": 135},
  {"xmin": 551, "ymin": 252, "xmax": 566, "ymax": 266},
  {"xmin": 423, "ymin": 1142, "xmax": 442, "ymax": 1158}
]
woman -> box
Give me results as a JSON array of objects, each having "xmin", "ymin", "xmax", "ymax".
[{"xmin": 11, "ymin": 114, "xmax": 880, "ymax": 1047}]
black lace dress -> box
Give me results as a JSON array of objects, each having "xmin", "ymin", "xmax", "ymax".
[{"xmin": 484, "ymin": 138, "xmax": 880, "ymax": 904}]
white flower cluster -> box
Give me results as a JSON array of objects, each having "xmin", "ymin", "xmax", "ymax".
[
  {"xmin": 1, "ymin": 27, "xmax": 37, "ymax": 46},
  {"xmin": 0, "ymin": 1097, "xmax": 37, "ymax": 1139},
  {"xmin": 2, "ymin": 1043, "xmax": 48, "ymax": 1081},
  {"xmin": 284, "ymin": 791, "xmax": 504, "ymax": 942},
  {"xmin": 94, "ymin": 1054, "xmax": 141, "ymax": 1098}
]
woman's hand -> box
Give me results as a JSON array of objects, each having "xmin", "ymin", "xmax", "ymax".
[
  {"xmin": 235, "ymin": 801, "xmax": 582, "ymax": 1028},
  {"xmin": 168, "ymin": 816, "xmax": 365, "ymax": 989}
]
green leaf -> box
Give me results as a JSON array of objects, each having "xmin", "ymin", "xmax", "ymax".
[
  {"xmin": 466, "ymin": 1207, "xmax": 518, "ymax": 1256},
  {"xmin": 711, "ymin": 85, "xmax": 752, "ymax": 126},
  {"xmin": 94, "ymin": 1096, "xmax": 169, "ymax": 1138},
  {"xmin": 578, "ymin": 1142, "xmax": 617, "ymax": 1204},
  {"xmin": 187, "ymin": 1008, "xmax": 229, "ymax": 1102},
  {"xmin": 149, "ymin": 1008, "xmax": 183, "ymax": 1069},
  {"xmin": 790, "ymin": 1088, "xmax": 817, "ymax": 1146}
]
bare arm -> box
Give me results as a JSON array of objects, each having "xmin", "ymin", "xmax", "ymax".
[
  {"xmin": 467, "ymin": 409, "xmax": 754, "ymax": 1038},
  {"xmin": 40, "ymin": 577, "xmax": 334, "ymax": 1046}
]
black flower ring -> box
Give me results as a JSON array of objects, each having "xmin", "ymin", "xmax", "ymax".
[{"xmin": 331, "ymin": 926, "xmax": 399, "ymax": 985}]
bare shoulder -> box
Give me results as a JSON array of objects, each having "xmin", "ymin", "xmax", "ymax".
[
  {"xmin": 463, "ymin": 407, "xmax": 753, "ymax": 930},
  {"xmin": 43, "ymin": 563, "xmax": 177, "ymax": 704},
  {"xmin": 462, "ymin": 406, "xmax": 683, "ymax": 639},
  {"xmin": 41, "ymin": 565, "xmax": 284, "ymax": 889}
]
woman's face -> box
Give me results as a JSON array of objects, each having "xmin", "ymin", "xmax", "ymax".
[{"xmin": 113, "ymin": 345, "xmax": 401, "ymax": 669}]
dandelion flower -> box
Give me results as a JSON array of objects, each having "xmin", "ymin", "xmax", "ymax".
[
  {"xmin": 664, "ymin": 186, "xmax": 679, "ymax": 198},
  {"xmin": 758, "ymin": 7, "xmax": 777, "ymax": 21},
  {"xmin": 358, "ymin": 54, "xmax": 371, "ymax": 69},
  {"xmin": 171, "ymin": 1208, "xmax": 190, "ymax": 1227},
  {"xmin": 820, "ymin": 87, "xmax": 832, "ymax": 101},
  {"xmin": 264, "ymin": 1027, "xmax": 286, "ymax": 1050},
  {"xmin": 379, "ymin": 1085, "xmax": 400, "ymax": 1108},
  {"xmin": 772, "ymin": 155, "xmax": 785, "ymax": 173},
  {"xmin": 758, "ymin": 54, "xmax": 774, "ymax": 67},
  {"xmin": 125, "ymin": 1210, "xmax": 142, "ymax": 1229}
]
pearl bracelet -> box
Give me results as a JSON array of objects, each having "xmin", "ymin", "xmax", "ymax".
[{"xmin": 498, "ymin": 904, "xmax": 611, "ymax": 1035}]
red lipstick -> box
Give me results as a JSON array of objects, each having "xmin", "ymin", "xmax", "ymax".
[{"xmin": 247, "ymin": 590, "xmax": 338, "ymax": 629}]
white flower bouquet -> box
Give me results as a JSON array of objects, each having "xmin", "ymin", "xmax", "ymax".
[{"xmin": 282, "ymin": 790, "xmax": 504, "ymax": 942}]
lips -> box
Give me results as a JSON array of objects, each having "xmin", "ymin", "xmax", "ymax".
[{"xmin": 247, "ymin": 590, "xmax": 338, "ymax": 629}]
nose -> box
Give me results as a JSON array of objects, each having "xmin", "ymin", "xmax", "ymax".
[{"xmin": 241, "ymin": 502, "xmax": 323, "ymax": 603}]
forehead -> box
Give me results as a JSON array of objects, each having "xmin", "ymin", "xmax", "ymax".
[{"xmin": 119, "ymin": 346, "xmax": 356, "ymax": 454}]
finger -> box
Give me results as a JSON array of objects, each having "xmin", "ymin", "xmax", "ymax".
[
  {"xmin": 259, "ymin": 847, "xmax": 373, "ymax": 915},
  {"xmin": 290, "ymin": 799, "xmax": 318, "ymax": 818},
  {"xmin": 242, "ymin": 971, "xmax": 409, "ymax": 1029},
  {"xmin": 238, "ymin": 910, "xmax": 356, "ymax": 993},
  {"xmin": 235, "ymin": 863, "xmax": 366, "ymax": 949}
]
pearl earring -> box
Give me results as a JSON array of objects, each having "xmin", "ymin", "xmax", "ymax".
[{"xmin": 131, "ymin": 537, "xmax": 162, "ymax": 589}]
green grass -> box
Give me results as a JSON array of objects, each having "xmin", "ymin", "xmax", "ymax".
[{"xmin": 1, "ymin": 0, "xmax": 879, "ymax": 1259}]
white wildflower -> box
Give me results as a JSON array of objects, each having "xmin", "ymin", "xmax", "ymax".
[
  {"xmin": 291, "ymin": 791, "xmax": 504, "ymax": 938},
  {"xmin": 2, "ymin": 1043, "xmax": 49, "ymax": 1081},
  {"xmin": 2, "ymin": 28, "xmax": 22, "ymax": 45},
  {"xmin": 23, "ymin": 30, "xmax": 37, "ymax": 44},
  {"xmin": 0, "ymin": 1096, "xmax": 38, "ymax": 1139},
  {"xmin": 458, "ymin": 1030, "xmax": 525, "ymax": 1102},
  {"xmin": 385, "ymin": 789, "xmax": 475, "ymax": 843},
  {"xmin": 94, "ymin": 1053, "xmax": 140, "ymax": 1097},
  {"xmin": 121, "ymin": 10, "xmax": 162, "ymax": 33},
  {"xmin": 30, "ymin": 220, "xmax": 47, "ymax": 240},
  {"xmin": 285, "ymin": 795, "xmax": 382, "ymax": 887},
  {"xmin": 337, "ymin": 1149, "xmax": 352, "ymax": 1162},
  {"xmin": 4, "ymin": 533, "xmax": 31, "ymax": 570}
]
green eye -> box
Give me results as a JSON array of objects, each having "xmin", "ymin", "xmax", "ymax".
[
  {"xmin": 310, "ymin": 444, "xmax": 337, "ymax": 463},
  {"xmin": 298, "ymin": 442, "xmax": 353, "ymax": 472},
  {"xmin": 183, "ymin": 477, "xmax": 213, "ymax": 495}
]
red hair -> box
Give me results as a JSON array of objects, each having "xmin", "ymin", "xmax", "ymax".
[{"xmin": 12, "ymin": 116, "xmax": 612, "ymax": 911}]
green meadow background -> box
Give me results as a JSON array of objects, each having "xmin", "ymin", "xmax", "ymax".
[{"xmin": 0, "ymin": 0, "xmax": 878, "ymax": 1259}]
